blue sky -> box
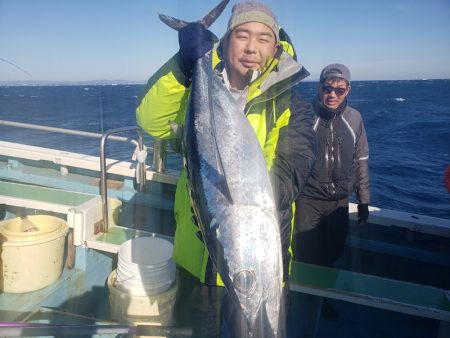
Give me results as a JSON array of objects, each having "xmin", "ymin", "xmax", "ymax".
[{"xmin": 1, "ymin": 0, "xmax": 449, "ymax": 82}]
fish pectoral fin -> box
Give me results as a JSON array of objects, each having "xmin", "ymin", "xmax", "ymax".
[{"xmin": 215, "ymin": 175, "xmax": 233, "ymax": 204}]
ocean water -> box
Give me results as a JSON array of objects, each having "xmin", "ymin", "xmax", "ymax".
[{"xmin": 0, "ymin": 80, "xmax": 449, "ymax": 219}]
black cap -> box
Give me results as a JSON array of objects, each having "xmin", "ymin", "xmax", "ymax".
[{"xmin": 320, "ymin": 63, "xmax": 351, "ymax": 83}]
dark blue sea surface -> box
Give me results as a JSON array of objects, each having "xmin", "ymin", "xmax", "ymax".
[{"xmin": 1, "ymin": 80, "xmax": 449, "ymax": 219}]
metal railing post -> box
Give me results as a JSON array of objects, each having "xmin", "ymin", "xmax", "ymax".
[
  {"xmin": 137, "ymin": 128, "xmax": 147, "ymax": 192},
  {"xmin": 99, "ymin": 126, "xmax": 145, "ymax": 233},
  {"xmin": 152, "ymin": 138, "xmax": 167, "ymax": 173}
]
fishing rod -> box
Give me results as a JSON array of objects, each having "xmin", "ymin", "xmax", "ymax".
[
  {"xmin": 0, "ymin": 322, "xmax": 193, "ymax": 337},
  {"xmin": 0, "ymin": 57, "xmax": 32, "ymax": 78}
]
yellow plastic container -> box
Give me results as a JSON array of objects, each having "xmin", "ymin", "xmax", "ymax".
[
  {"xmin": 0, "ymin": 215, "xmax": 69, "ymax": 293},
  {"xmin": 1, "ymin": 215, "xmax": 61, "ymax": 240},
  {"xmin": 109, "ymin": 198, "xmax": 122, "ymax": 225}
]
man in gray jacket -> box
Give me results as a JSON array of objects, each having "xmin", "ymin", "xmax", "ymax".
[
  {"xmin": 288, "ymin": 64, "xmax": 370, "ymax": 336},
  {"xmin": 294, "ymin": 63, "xmax": 370, "ymax": 267}
]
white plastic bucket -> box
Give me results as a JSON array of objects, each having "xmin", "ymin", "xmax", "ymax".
[
  {"xmin": 115, "ymin": 237, "xmax": 175, "ymax": 296},
  {"xmin": 108, "ymin": 269, "xmax": 177, "ymax": 321},
  {"xmin": 108, "ymin": 269, "xmax": 178, "ymax": 338},
  {"xmin": 0, "ymin": 215, "xmax": 68, "ymax": 293}
]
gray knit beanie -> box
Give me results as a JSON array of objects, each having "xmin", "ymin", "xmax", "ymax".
[{"xmin": 225, "ymin": 1, "xmax": 279, "ymax": 41}]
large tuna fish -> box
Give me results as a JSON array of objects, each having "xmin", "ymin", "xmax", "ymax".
[{"xmin": 159, "ymin": 1, "xmax": 283, "ymax": 336}]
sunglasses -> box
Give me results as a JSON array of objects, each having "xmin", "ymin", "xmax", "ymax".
[{"xmin": 321, "ymin": 84, "xmax": 348, "ymax": 96}]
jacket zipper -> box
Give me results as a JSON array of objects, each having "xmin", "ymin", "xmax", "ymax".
[{"xmin": 330, "ymin": 121, "xmax": 336, "ymax": 195}]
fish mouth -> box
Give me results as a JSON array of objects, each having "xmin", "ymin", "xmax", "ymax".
[{"xmin": 233, "ymin": 269, "xmax": 257, "ymax": 295}]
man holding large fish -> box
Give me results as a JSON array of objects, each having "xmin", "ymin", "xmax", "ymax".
[{"xmin": 137, "ymin": 1, "xmax": 315, "ymax": 337}]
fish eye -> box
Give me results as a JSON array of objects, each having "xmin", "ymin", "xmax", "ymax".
[{"xmin": 233, "ymin": 269, "xmax": 256, "ymax": 295}]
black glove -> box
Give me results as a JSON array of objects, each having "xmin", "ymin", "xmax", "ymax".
[
  {"xmin": 178, "ymin": 22, "xmax": 217, "ymax": 75},
  {"xmin": 357, "ymin": 203, "xmax": 369, "ymax": 225}
]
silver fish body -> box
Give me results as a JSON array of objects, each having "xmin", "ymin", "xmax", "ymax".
[
  {"xmin": 184, "ymin": 53, "xmax": 283, "ymax": 336},
  {"xmin": 158, "ymin": 0, "xmax": 283, "ymax": 335}
]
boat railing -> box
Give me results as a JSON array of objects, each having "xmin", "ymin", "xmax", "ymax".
[
  {"xmin": 0, "ymin": 119, "xmax": 171, "ymax": 233},
  {"xmin": 0, "ymin": 119, "xmax": 168, "ymax": 172}
]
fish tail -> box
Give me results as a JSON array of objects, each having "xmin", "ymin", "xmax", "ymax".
[
  {"xmin": 157, "ymin": 14, "xmax": 189, "ymax": 31},
  {"xmin": 158, "ymin": 0, "xmax": 229, "ymax": 31}
]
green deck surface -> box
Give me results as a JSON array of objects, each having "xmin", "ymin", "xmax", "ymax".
[
  {"xmin": 291, "ymin": 261, "xmax": 450, "ymax": 315},
  {"xmin": 95, "ymin": 227, "xmax": 450, "ymax": 320},
  {"xmin": 2, "ymin": 181, "xmax": 449, "ymax": 326},
  {"xmin": 0, "ymin": 181, "xmax": 94, "ymax": 206}
]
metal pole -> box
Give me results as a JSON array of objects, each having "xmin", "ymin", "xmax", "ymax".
[
  {"xmin": 153, "ymin": 138, "xmax": 167, "ymax": 173},
  {"xmin": 0, "ymin": 119, "xmax": 132, "ymax": 142},
  {"xmin": 137, "ymin": 128, "xmax": 146, "ymax": 192},
  {"xmin": 0, "ymin": 323, "xmax": 193, "ymax": 337},
  {"xmin": 99, "ymin": 126, "xmax": 142, "ymax": 233}
]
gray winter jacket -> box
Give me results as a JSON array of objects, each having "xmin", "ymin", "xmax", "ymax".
[{"xmin": 300, "ymin": 99, "xmax": 370, "ymax": 204}]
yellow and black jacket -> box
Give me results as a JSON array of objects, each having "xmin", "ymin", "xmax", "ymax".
[{"xmin": 136, "ymin": 34, "xmax": 316, "ymax": 284}]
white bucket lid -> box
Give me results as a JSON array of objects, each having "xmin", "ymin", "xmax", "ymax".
[
  {"xmin": 118, "ymin": 237, "xmax": 173, "ymax": 267},
  {"xmin": 115, "ymin": 237, "xmax": 175, "ymax": 296}
]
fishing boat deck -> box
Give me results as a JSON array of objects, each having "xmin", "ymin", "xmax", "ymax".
[
  {"xmin": 1, "ymin": 222, "xmax": 449, "ymax": 337},
  {"xmin": 1, "ymin": 128, "xmax": 450, "ymax": 337}
]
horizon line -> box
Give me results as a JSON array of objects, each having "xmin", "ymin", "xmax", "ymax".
[{"xmin": 1, "ymin": 78, "xmax": 449, "ymax": 86}]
